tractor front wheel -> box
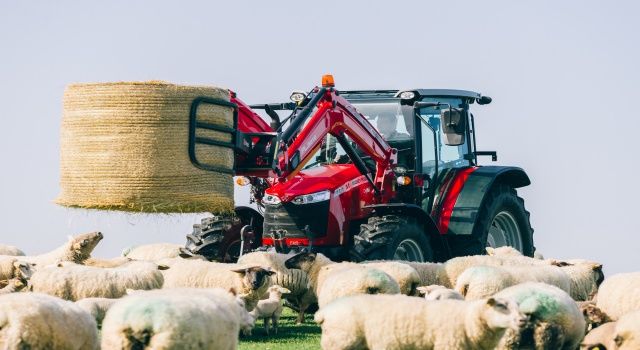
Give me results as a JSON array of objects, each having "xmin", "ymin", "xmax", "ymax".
[{"xmin": 351, "ymin": 215, "xmax": 434, "ymax": 262}]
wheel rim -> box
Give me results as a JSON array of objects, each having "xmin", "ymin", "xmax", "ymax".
[
  {"xmin": 487, "ymin": 211, "xmax": 523, "ymax": 251},
  {"xmin": 394, "ymin": 239, "xmax": 425, "ymax": 262}
]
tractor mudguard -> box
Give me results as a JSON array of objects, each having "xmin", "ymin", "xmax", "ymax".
[
  {"xmin": 365, "ymin": 203, "xmax": 441, "ymax": 237},
  {"xmin": 444, "ymin": 166, "xmax": 530, "ymax": 236}
]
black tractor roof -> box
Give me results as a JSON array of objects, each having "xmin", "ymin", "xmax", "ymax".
[{"xmin": 339, "ymin": 89, "xmax": 483, "ymax": 101}]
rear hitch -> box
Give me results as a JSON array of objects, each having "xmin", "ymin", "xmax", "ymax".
[{"xmin": 271, "ymin": 229, "xmax": 290, "ymax": 254}]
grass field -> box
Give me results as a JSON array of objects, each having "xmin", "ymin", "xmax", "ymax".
[{"xmin": 239, "ymin": 308, "xmax": 321, "ymax": 350}]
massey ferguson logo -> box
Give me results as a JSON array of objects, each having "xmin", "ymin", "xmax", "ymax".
[{"xmin": 334, "ymin": 175, "xmax": 367, "ymax": 196}]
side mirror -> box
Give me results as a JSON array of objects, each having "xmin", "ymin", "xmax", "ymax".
[{"xmin": 441, "ymin": 108, "xmax": 466, "ymax": 146}]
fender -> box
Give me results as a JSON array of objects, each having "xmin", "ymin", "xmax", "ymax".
[
  {"xmin": 365, "ymin": 203, "xmax": 441, "ymax": 238},
  {"xmin": 443, "ymin": 166, "xmax": 530, "ymax": 236}
]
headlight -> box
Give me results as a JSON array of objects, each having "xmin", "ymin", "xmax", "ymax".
[
  {"xmin": 290, "ymin": 91, "xmax": 307, "ymax": 104},
  {"xmin": 263, "ymin": 194, "xmax": 282, "ymax": 205},
  {"xmin": 292, "ymin": 190, "xmax": 330, "ymax": 205},
  {"xmin": 398, "ymin": 91, "xmax": 416, "ymax": 100}
]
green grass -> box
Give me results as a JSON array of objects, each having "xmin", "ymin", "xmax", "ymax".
[{"xmin": 239, "ymin": 308, "xmax": 321, "ymax": 350}]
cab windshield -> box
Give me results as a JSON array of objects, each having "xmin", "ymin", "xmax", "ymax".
[{"xmin": 302, "ymin": 100, "xmax": 415, "ymax": 170}]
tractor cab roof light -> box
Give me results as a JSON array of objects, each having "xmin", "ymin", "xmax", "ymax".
[{"xmin": 321, "ymin": 74, "xmax": 335, "ymax": 88}]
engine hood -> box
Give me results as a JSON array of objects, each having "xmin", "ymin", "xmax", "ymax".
[{"xmin": 265, "ymin": 164, "xmax": 363, "ymax": 202}]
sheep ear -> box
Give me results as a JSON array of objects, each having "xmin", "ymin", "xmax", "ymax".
[
  {"xmin": 230, "ymin": 268, "xmax": 247, "ymax": 275},
  {"xmin": 416, "ymin": 286, "xmax": 428, "ymax": 296},
  {"xmin": 486, "ymin": 297, "xmax": 497, "ymax": 307},
  {"xmin": 485, "ymin": 247, "xmax": 495, "ymax": 256},
  {"xmin": 156, "ymin": 264, "xmax": 170, "ymax": 271},
  {"xmin": 280, "ymin": 287, "xmax": 291, "ymax": 294},
  {"xmin": 228, "ymin": 287, "xmax": 238, "ymax": 296},
  {"xmin": 265, "ymin": 268, "xmax": 276, "ymax": 276},
  {"xmin": 178, "ymin": 247, "xmax": 194, "ymax": 259}
]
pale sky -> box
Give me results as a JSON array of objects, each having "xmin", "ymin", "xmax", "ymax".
[{"xmin": 1, "ymin": 1, "xmax": 638, "ymax": 275}]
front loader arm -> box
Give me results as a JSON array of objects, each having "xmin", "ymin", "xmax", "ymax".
[{"xmin": 274, "ymin": 86, "xmax": 397, "ymax": 197}]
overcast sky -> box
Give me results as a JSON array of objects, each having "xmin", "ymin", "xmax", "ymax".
[{"xmin": 1, "ymin": 1, "xmax": 638, "ymax": 274}]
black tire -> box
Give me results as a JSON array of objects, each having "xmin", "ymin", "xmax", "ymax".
[
  {"xmin": 456, "ymin": 183, "xmax": 534, "ymax": 257},
  {"xmin": 351, "ymin": 215, "xmax": 434, "ymax": 262}
]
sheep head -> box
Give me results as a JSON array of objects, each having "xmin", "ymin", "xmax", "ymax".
[
  {"xmin": 12, "ymin": 261, "xmax": 33, "ymax": 280},
  {"xmin": 69, "ymin": 231, "xmax": 103, "ymax": 262},
  {"xmin": 231, "ymin": 266, "xmax": 275, "ymax": 291},
  {"xmin": 284, "ymin": 251, "xmax": 317, "ymax": 272},
  {"xmin": 267, "ymin": 285, "xmax": 290, "ymax": 298},
  {"xmin": 482, "ymin": 297, "xmax": 527, "ymax": 331}
]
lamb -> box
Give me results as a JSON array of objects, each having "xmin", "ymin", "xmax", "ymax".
[
  {"xmin": 314, "ymin": 294, "xmax": 525, "ymax": 350},
  {"xmin": 75, "ymin": 297, "xmax": 118, "ymax": 327},
  {"xmin": 360, "ymin": 261, "xmax": 421, "ymax": 295},
  {"xmin": 612, "ymin": 310, "xmax": 640, "ymax": 350},
  {"xmin": 249, "ymin": 285, "xmax": 290, "ymax": 335},
  {"xmin": 159, "ymin": 258, "xmax": 274, "ymax": 311},
  {"xmin": 237, "ymin": 251, "xmax": 315, "ymax": 323},
  {"xmin": 580, "ymin": 322, "xmax": 617, "ymax": 350},
  {"xmin": 29, "ymin": 260, "xmax": 167, "ymax": 301},
  {"xmin": 0, "ymin": 244, "xmax": 24, "ymax": 256},
  {"xmin": 317, "ymin": 266, "xmax": 401, "ymax": 308},
  {"xmin": 454, "ymin": 264, "xmax": 572, "ymax": 300},
  {"xmin": 0, "ymin": 257, "xmax": 33, "ymax": 281},
  {"xmin": 417, "ymin": 285, "xmax": 464, "ymax": 301},
  {"xmin": 486, "ymin": 246, "xmax": 523, "ymax": 257},
  {"xmin": 493, "ymin": 282, "xmax": 586, "ymax": 350},
  {"xmin": 0, "ymin": 292, "xmax": 98, "ymax": 349},
  {"xmin": 0, "ymin": 277, "xmax": 27, "ymax": 295},
  {"xmin": 101, "ymin": 288, "xmax": 250, "ymax": 350},
  {"xmin": 3, "ymin": 231, "xmax": 103, "ymax": 268},
  {"xmin": 284, "ymin": 252, "xmax": 400, "ymax": 306},
  {"xmin": 595, "ymin": 271, "xmax": 640, "ymax": 320},
  {"xmin": 122, "ymin": 242, "xmax": 184, "ymax": 261}
]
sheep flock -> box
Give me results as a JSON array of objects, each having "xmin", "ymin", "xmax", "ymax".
[{"xmin": 0, "ymin": 236, "xmax": 637, "ymax": 349}]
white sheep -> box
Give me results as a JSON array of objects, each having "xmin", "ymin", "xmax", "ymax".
[
  {"xmin": 551, "ymin": 259, "xmax": 604, "ymax": 301},
  {"xmin": 101, "ymin": 288, "xmax": 250, "ymax": 350},
  {"xmin": 315, "ymin": 294, "xmax": 525, "ymax": 350},
  {"xmin": 612, "ymin": 310, "xmax": 640, "ymax": 350},
  {"xmin": 580, "ymin": 322, "xmax": 617, "ymax": 350},
  {"xmin": 75, "ymin": 297, "xmax": 118, "ymax": 327},
  {"xmin": 416, "ymin": 285, "xmax": 464, "ymax": 301},
  {"xmin": 284, "ymin": 252, "xmax": 400, "ymax": 306},
  {"xmin": 402, "ymin": 261, "xmax": 448, "ymax": 287},
  {"xmin": 493, "ymin": 282, "xmax": 586, "ymax": 350},
  {"xmin": 29, "ymin": 260, "xmax": 166, "ymax": 301},
  {"xmin": 2, "ymin": 231, "xmax": 103, "ymax": 268},
  {"xmin": 0, "ymin": 257, "xmax": 33, "ymax": 281},
  {"xmin": 249, "ymin": 285, "xmax": 290, "ymax": 335},
  {"xmin": 595, "ymin": 271, "xmax": 640, "ymax": 320},
  {"xmin": 83, "ymin": 256, "xmax": 132, "ymax": 268},
  {"xmin": 122, "ymin": 242, "xmax": 184, "ymax": 261},
  {"xmin": 0, "ymin": 292, "xmax": 99, "ymax": 349},
  {"xmin": 360, "ymin": 261, "xmax": 421, "ymax": 295},
  {"xmin": 317, "ymin": 265, "xmax": 401, "ymax": 308},
  {"xmin": 159, "ymin": 258, "xmax": 274, "ymax": 311},
  {"xmin": 237, "ymin": 251, "xmax": 315, "ymax": 323},
  {"xmin": 454, "ymin": 264, "xmax": 571, "ymax": 300},
  {"xmin": 0, "ymin": 244, "xmax": 24, "ymax": 256},
  {"xmin": 0, "ymin": 277, "xmax": 27, "ymax": 295},
  {"xmin": 442, "ymin": 254, "xmax": 548, "ymax": 288}
]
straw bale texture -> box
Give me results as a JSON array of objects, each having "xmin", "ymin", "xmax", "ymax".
[{"xmin": 56, "ymin": 81, "xmax": 234, "ymax": 213}]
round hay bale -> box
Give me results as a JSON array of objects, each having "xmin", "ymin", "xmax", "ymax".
[{"xmin": 56, "ymin": 81, "xmax": 235, "ymax": 214}]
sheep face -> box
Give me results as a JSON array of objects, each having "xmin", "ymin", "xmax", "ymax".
[
  {"xmin": 70, "ymin": 232, "xmax": 103, "ymax": 260},
  {"xmin": 284, "ymin": 252, "xmax": 316, "ymax": 272},
  {"xmin": 12, "ymin": 261, "xmax": 33, "ymax": 280},
  {"xmin": 232, "ymin": 267, "xmax": 275, "ymax": 291},
  {"xmin": 483, "ymin": 297, "xmax": 527, "ymax": 331}
]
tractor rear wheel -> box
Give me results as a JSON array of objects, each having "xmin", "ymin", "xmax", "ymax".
[
  {"xmin": 461, "ymin": 183, "xmax": 534, "ymax": 256},
  {"xmin": 351, "ymin": 215, "xmax": 434, "ymax": 262}
]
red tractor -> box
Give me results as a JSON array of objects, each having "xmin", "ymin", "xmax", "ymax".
[{"xmin": 183, "ymin": 75, "xmax": 534, "ymax": 263}]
